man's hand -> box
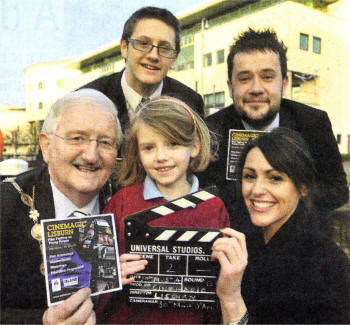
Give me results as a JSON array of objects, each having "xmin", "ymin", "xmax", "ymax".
[
  {"xmin": 120, "ymin": 253, "xmax": 148, "ymax": 285},
  {"xmin": 42, "ymin": 287, "xmax": 95, "ymax": 325}
]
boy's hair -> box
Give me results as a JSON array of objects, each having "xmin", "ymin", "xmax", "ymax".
[
  {"xmin": 122, "ymin": 6, "xmax": 181, "ymax": 53},
  {"xmin": 227, "ymin": 28, "xmax": 288, "ymax": 80},
  {"xmin": 118, "ymin": 96, "xmax": 213, "ymax": 186}
]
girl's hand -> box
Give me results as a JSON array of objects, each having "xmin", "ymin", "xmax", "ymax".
[
  {"xmin": 211, "ymin": 228, "xmax": 248, "ymax": 300},
  {"xmin": 120, "ymin": 253, "xmax": 148, "ymax": 285}
]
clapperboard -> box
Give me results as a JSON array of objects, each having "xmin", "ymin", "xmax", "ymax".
[{"xmin": 124, "ymin": 186, "xmax": 223, "ymax": 311}]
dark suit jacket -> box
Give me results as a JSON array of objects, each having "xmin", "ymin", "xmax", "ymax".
[
  {"xmin": 0, "ymin": 165, "xmax": 112, "ymax": 324},
  {"xmin": 243, "ymin": 203, "xmax": 350, "ymax": 324},
  {"xmin": 79, "ymin": 70, "xmax": 204, "ymax": 132},
  {"xmin": 199, "ymin": 98, "xmax": 349, "ymax": 230}
]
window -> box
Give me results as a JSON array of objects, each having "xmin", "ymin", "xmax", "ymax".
[
  {"xmin": 38, "ymin": 102, "xmax": 43, "ymax": 109},
  {"xmin": 313, "ymin": 36, "xmax": 321, "ymax": 54},
  {"xmin": 215, "ymin": 92, "xmax": 225, "ymax": 107},
  {"xmin": 177, "ymin": 64, "xmax": 184, "ymax": 71},
  {"xmin": 180, "ymin": 33, "xmax": 193, "ymax": 47},
  {"xmin": 173, "ymin": 45, "xmax": 194, "ymax": 72},
  {"xmin": 336, "ymin": 134, "xmax": 341, "ymax": 145},
  {"xmin": 216, "ymin": 49, "xmax": 224, "ymax": 64},
  {"xmin": 203, "ymin": 53, "xmax": 212, "ymax": 67},
  {"xmin": 102, "ymin": 63, "xmax": 114, "ymax": 73},
  {"xmin": 204, "ymin": 91, "xmax": 225, "ymax": 109},
  {"xmin": 204, "ymin": 94, "xmax": 214, "ymax": 108},
  {"xmin": 56, "ymin": 80, "xmax": 64, "ymax": 88},
  {"xmin": 38, "ymin": 82, "xmax": 43, "ymax": 90},
  {"xmin": 299, "ymin": 33, "xmax": 308, "ymax": 51}
]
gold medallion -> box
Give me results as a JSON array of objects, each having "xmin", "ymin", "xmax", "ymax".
[
  {"xmin": 7, "ymin": 180, "xmax": 46, "ymax": 276},
  {"xmin": 31, "ymin": 223, "xmax": 42, "ymax": 241},
  {"xmin": 20, "ymin": 192, "xmax": 34, "ymax": 208},
  {"xmin": 29, "ymin": 209, "xmax": 40, "ymax": 223}
]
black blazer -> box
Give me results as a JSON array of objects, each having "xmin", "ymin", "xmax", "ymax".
[
  {"xmin": 243, "ymin": 203, "xmax": 350, "ymax": 324},
  {"xmin": 0, "ymin": 165, "xmax": 112, "ymax": 324},
  {"xmin": 79, "ymin": 70, "xmax": 204, "ymax": 132},
  {"xmin": 199, "ymin": 98, "xmax": 348, "ymax": 227}
]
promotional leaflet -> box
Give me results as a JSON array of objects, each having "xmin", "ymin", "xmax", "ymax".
[
  {"xmin": 226, "ymin": 129, "xmax": 266, "ymax": 180},
  {"xmin": 41, "ymin": 213, "xmax": 122, "ymax": 305}
]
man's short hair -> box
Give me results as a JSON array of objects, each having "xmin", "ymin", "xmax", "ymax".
[
  {"xmin": 227, "ymin": 28, "xmax": 288, "ymax": 80},
  {"xmin": 121, "ymin": 6, "xmax": 181, "ymax": 53},
  {"xmin": 42, "ymin": 89, "xmax": 123, "ymax": 146}
]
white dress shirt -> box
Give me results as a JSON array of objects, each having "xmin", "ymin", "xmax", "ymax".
[
  {"xmin": 51, "ymin": 180, "xmax": 100, "ymax": 219},
  {"xmin": 241, "ymin": 112, "xmax": 280, "ymax": 132},
  {"xmin": 121, "ymin": 70, "xmax": 163, "ymax": 117}
]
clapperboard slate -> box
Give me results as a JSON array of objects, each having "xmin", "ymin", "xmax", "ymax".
[{"xmin": 124, "ymin": 186, "xmax": 222, "ymax": 311}]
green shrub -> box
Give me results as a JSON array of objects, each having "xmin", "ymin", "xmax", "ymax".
[{"xmin": 342, "ymin": 154, "xmax": 350, "ymax": 161}]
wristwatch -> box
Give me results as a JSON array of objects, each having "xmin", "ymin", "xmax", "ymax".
[{"xmin": 226, "ymin": 310, "xmax": 249, "ymax": 325}]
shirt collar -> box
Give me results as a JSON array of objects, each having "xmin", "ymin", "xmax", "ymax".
[
  {"xmin": 50, "ymin": 180, "xmax": 100, "ymax": 219},
  {"xmin": 121, "ymin": 70, "xmax": 163, "ymax": 111},
  {"xmin": 143, "ymin": 174, "xmax": 199, "ymax": 201},
  {"xmin": 241, "ymin": 112, "xmax": 280, "ymax": 132}
]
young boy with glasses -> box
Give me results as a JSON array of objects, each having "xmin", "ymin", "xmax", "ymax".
[{"xmin": 80, "ymin": 6, "xmax": 204, "ymax": 132}]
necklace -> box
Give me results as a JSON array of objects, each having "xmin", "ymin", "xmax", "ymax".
[{"xmin": 4, "ymin": 178, "xmax": 45, "ymax": 275}]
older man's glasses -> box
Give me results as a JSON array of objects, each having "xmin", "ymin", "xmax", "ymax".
[
  {"xmin": 54, "ymin": 134, "xmax": 116, "ymax": 152},
  {"xmin": 128, "ymin": 38, "xmax": 177, "ymax": 59}
]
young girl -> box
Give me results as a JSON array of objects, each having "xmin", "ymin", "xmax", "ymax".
[{"xmin": 97, "ymin": 96, "xmax": 230, "ymax": 324}]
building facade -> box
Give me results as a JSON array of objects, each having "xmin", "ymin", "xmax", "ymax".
[
  {"xmin": 24, "ymin": 0, "xmax": 350, "ymax": 153},
  {"xmin": 0, "ymin": 104, "xmax": 40, "ymax": 161}
]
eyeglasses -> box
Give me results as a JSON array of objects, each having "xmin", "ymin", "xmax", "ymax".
[
  {"xmin": 54, "ymin": 134, "xmax": 116, "ymax": 152},
  {"xmin": 128, "ymin": 38, "xmax": 178, "ymax": 59}
]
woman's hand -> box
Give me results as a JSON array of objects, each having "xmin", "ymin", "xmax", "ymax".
[
  {"xmin": 120, "ymin": 253, "xmax": 148, "ymax": 285},
  {"xmin": 211, "ymin": 228, "xmax": 248, "ymax": 324}
]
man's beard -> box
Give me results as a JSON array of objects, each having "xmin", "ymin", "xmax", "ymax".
[{"xmin": 239, "ymin": 108, "xmax": 278, "ymax": 130}]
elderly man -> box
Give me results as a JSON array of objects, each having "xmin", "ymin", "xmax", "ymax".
[
  {"xmin": 200, "ymin": 28, "xmax": 348, "ymax": 231},
  {"xmin": 0, "ymin": 89, "xmax": 122, "ymax": 324},
  {"xmin": 80, "ymin": 6, "xmax": 204, "ymax": 132}
]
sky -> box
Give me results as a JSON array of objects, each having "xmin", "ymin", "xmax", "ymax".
[{"xmin": 0, "ymin": 0, "xmax": 206, "ymax": 106}]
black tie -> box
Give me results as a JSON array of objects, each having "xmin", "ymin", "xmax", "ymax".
[
  {"xmin": 136, "ymin": 97, "xmax": 150, "ymax": 112},
  {"xmin": 68, "ymin": 210, "xmax": 88, "ymax": 218}
]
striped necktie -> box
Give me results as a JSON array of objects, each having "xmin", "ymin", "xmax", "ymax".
[
  {"xmin": 69, "ymin": 210, "xmax": 88, "ymax": 218},
  {"xmin": 136, "ymin": 97, "xmax": 150, "ymax": 112}
]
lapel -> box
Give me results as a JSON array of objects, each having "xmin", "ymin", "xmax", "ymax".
[
  {"xmin": 226, "ymin": 104, "xmax": 245, "ymax": 130},
  {"xmin": 279, "ymin": 99, "xmax": 297, "ymax": 130},
  {"xmin": 34, "ymin": 166, "xmax": 55, "ymax": 220},
  {"xmin": 114, "ymin": 70, "xmax": 130, "ymax": 132},
  {"xmin": 98, "ymin": 179, "xmax": 114, "ymax": 212},
  {"xmin": 161, "ymin": 76, "xmax": 172, "ymax": 95}
]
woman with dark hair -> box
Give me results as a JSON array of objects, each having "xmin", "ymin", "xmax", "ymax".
[{"xmin": 213, "ymin": 127, "xmax": 350, "ymax": 324}]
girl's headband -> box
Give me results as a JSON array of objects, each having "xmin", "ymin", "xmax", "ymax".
[{"xmin": 137, "ymin": 96, "xmax": 197, "ymax": 131}]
